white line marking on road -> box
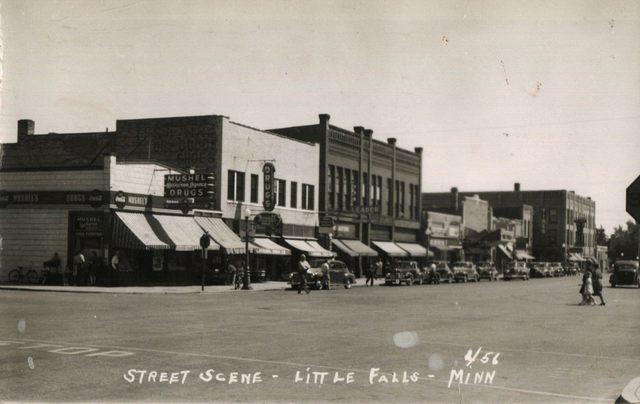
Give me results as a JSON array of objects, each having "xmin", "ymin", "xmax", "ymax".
[{"xmin": 0, "ymin": 337, "xmax": 612, "ymax": 402}]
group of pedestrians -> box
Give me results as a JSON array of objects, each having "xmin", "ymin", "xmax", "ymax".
[
  {"xmin": 579, "ymin": 262, "xmax": 606, "ymax": 306},
  {"xmin": 42, "ymin": 250, "xmax": 122, "ymax": 286}
]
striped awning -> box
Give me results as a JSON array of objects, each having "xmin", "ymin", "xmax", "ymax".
[
  {"xmin": 152, "ymin": 214, "xmax": 219, "ymax": 251},
  {"xmin": 396, "ymin": 242, "xmax": 431, "ymax": 257},
  {"xmin": 331, "ymin": 239, "xmax": 358, "ymax": 257},
  {"xmin": 515, "ymin": 250, "xmax": 535, "ymax": 260},
  {"xmin": 251, "ymin": 238, "xmax": 291, "ymax": 256},
  {"xmin": 340, "ymin": 239, "xmax": 378, "ymax": 257},
  {"xmin": 194, "ymin": 217, "xmax": 245, "ymax": 255},
  {"xmin": 371, "ymin": 241, "xmax": 408, "ymax": 257},
  {"xmin": 112, "ymin": 212, "xmax": 169, "ymax": 250},
  {"xmin": 284, "ymin": 238, "xmax": 334, "ymax": 258}
]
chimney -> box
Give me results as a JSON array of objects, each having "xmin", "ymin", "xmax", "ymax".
[
  {"xmin": 387, "ymin": 137, "xmax": 396, "ymax": 145},
  {"xmin": 319, "ymin": 114, "xmax": 331, "ymax": 127},
  {"xmin": 414, "ymin": 147, "xmax": 423, "ymax": 154},
  {"xmin": 451, "ymin": 187, "xmax": 459, "ymax": 212},
  {"xmin": 364, "ymin": 129, "xmax": 373, "ymax": 138},
  {"xmin": 514, "ymin": 182, "xmax": 520, "ymax": 191},
  {"xmin": 353, "ymin": 126, "xmax": 365, "ymax": 135},
  {"xmin": 17, "ymin": 119, "xmax": 35, "ymax": 141}
]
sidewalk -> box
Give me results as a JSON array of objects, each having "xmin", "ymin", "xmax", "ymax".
[{"xmin": 0, "ymin": 279, "xmax": 386, "ymax": 294}]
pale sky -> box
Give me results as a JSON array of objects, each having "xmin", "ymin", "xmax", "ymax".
[{"xmin": 1, "ymin": 0, "xmax": 639, "ymax": 233}]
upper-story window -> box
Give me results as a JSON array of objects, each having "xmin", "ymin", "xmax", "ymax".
[
  {"xmin": 328, "ymin": 165, "xmax": 335, "ymax": 209},
  {"xmin": 290, "ymin": 181, "xmax": 298, "ymax": 208},
  {"xmin": 302, "ymin": 184, "xmax": 315, "ymax": 210},
  {"xmin": 227, "ymin": 170, "xmax": 245, "ymax": 202},
  {"xmin": 277, "ymin": 179, "xmax": 286, "ymax": 207},
  {"xmin": 250, "ymin": 174, "xmax": 259, "ymax": 203}
]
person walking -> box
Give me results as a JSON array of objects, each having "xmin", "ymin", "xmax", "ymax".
[
  {"xmin": 592, "ymin": 264, "xmax": 606, "ymax": 306},
  {"xmin": 72, "ymin": 251, "xmax": 85, "ymax": 286},
  {"xmin": 366, "ymin": 260, "xmax": 377, "ymax": 286},
  {"xmin": 579, "ymin": 269, "xmax": 595, "ymax": 305},
  {"xmin": 88, "ymin": 251, "xmax": 101, "ymax": 286},
  {"xmin": 110, "ymin": 251, "xmax": 121, "ymax": 287},
  {"xmin": 320, "ymin": 259, "xmax": 331, "ymax": 290},
  {"xmin": 297, "ymin": 254, "xmax": 311, "ymax": 294}
]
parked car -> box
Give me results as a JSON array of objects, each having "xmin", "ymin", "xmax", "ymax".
[
  {"xmin": 563, "ymin": 262, "xmax": 579, "ymax": 276},
  {"xmin": 385, "ymin": 260, "xmax": 423, "ymax": 286},
  {"xmin": 321, "ymin": 259, "xmax": 357, "ymax": 287},
  {"xmin": 609, "ymin": 260, "xmax": 640, "ymax": 288},
  {"xmin": 452, "ymin": 261, "xmax": 479, "ymax": 283},
  {"xmin": 547, "ymin": 262, "xmax": 565, "ymax": 277},
  {"xmin": 289, "ymin": 259, "xmax": 357, "ymax": 289},
  {"xmin": 504, "ymin": 261, "xmax": 529, "ymax": 281},
  {"xmin": 434, "ymin": 261, "xmax": 454, "ymax": 284},
  {"xmin": 528, "ymin": 262, "xmax": 549, "ymax": 278},
  {"xmin": 477, "ymin": 262, "xmax": 498, "ymax": 281}
]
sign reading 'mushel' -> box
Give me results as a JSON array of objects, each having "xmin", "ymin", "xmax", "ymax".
[{"xmin": 164, "ymin": 174, "xmax": 212, "ymax": 198}]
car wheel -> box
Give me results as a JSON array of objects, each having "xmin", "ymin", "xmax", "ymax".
[
  {"xmin": 8, "ymin": 269, "xmax": 20, "ymax": 283},
  {"xmin": 611, "ymin": 283, "xmax": 616, "ymax": 288},
  {"xmin": 344, "ymin": 279, "xmax": 352, "ymax": 289}
]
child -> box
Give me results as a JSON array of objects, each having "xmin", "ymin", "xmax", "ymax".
[{"xmin": 581, "ymin": 271, "xmax": 596, "ymax": 306}]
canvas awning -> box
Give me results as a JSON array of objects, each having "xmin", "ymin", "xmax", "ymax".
[
  {"xmin": 331, "ymin": 239, "xmax": 358, "ymax": 257},
  {"xmin": 497, "ymin": 244, "xmax": 512, "ymax": 257},
  {"xmin": 112, "ymin": 212, "xmax": 170, "ymax": 250},
  {"xmin": 152, "ymin": 214, "xmax": 219, "ymax": 251},
  {"xmin": 396, "ymin": 242, "xmax": 432, "ymax": 257},
  {"xmin": 431, "ymin": 244, "xmax": 462, "ymax": 252},
  {"xmin": 251, "ymin": 237, "xmax": 291, "ymax": 256},
  {"xmin": 284, "ymin": 238, "xmax": 334, "ymax": 258},
  {"xmin": 331, "ymin": 239, "xmax": 378, "ymax": 257},
  {"xmin": 371, "ymin": 241, "xmax": 408, "ymax": 257},
  {"xmin": 194, "ymin": 217, "xmax": 245, "ymax": 255},
  {"xmin": 568, "ymin": 253, "xmax": 586, "ymax": 262},
  {"xmin": 515, "ymin": 250, "xmax": 535, "ymax": 260}
]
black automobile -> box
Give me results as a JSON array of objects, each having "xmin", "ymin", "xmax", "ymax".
[
  {"xmin": 452, "ymin": 261, "xmax": 479, "ymax": 283},
  {"xmin": 385, "ymin": 261, "xmax": 424, "ymax": 286},
  {"xmin": 504, "ymin": 261, "xmax": 529, "ymax": 281},
  {"xmin": 528, "ymin": 262, "xmax": 549, "ymax": 278},
  {"xmin": 434, "ymin": 261, "xmax": 454, "ymax": 284},
  {"xmin": 547, "ymin": 262, "xmax": 565, "ymax": 277},
  {"xmin": 609, "ymin": 260, "xmax": 640, "ymax": 288},
  {"xmin": 477, "ymin": 262, "xmax": 498, "ymax": 281},
  {"xmin": 289, "ymin": 259, "xmax": 356, "ymax": 289}
]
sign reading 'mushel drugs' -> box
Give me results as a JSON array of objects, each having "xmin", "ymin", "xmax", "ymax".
[{"xmin": 164, "ymin": 173, "xmax": 213, "ymax": 198}]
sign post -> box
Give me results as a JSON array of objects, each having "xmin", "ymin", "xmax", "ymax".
[{"xmin": 199, "ymin": 232, "xmax": 211, "ymax": 292}]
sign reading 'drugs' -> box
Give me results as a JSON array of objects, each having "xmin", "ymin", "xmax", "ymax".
[{"xmin": 164, "ymin": 173, "xmax": 215, "ymax": 198}]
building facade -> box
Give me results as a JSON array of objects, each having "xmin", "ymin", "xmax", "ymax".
[
  {"xmin": 0, "ymin": 115, "xmax": 323, "ymax": 282},
  {"xmin": 422, "ymin": 184, "xmax": 596, "ymax": 262},
  {"xmin": 270, "ymin": 114, "xmax": 425, "ymax": 274}
]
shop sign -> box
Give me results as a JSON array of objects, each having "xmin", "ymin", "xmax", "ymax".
[
  {"xmin": 72, "ymin": 214, "xmax": 104, "ymax": 236},
  {"xmin": 319, "ymin": 216, "xmax": 334, "ymax": 234},
  {"xmin": 164, "ymin": 173, "xmax": 214, "ymax": 198},
  {"xmin": 353, "ymin": 205, "xmax": 381, "ymax": 214},
  {"xmin": 335, "ymin": 223, "xmax": 356, "ymax": 238},
  {"xmin": 0, "ymin": 190, "xmax": 107, "ymax": 208},
  {"xmin": 114, "ymin": 191, "xmax": 128, "ymax": 209},
  {"xmin": 262, "ymin": 163, "xmax": 275, "ymax": 212},
  {"xmin": 254, "ymin": 212, "xmax": 282, "ymax": 236}
]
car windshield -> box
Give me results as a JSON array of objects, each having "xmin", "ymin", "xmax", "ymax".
[
  {"xmin": 396, "ymin": 262, "xmax": 413, "ymax": 269},
  {"xmin": 453, "ymin": 262, "xmax": 470, "ymax": 268},
  {"xmin": 617, "ymin": 263, "xmax": 638, "ymax": 270}
]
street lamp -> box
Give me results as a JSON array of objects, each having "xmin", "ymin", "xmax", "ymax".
[
  {"xmin": 562, "ymin": 243, "xmax": 567, "ymax": 264},
  {"xmin": 242, "ymin": 206, "xmax": 252, "ymax": 290}
]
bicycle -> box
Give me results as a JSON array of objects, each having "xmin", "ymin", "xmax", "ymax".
[{"xmin": 8, "ymin": 265, "xmax": 44, "ymax": 284}]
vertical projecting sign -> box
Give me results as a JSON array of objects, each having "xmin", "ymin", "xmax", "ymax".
[{"xmin": 263, "ymin": 162, "xmax": 276, "ymax": 211}]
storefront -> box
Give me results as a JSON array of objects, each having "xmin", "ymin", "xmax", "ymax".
[{"xmin": 330, "ymin": 238, "xmax": 378, "ymax": 277}]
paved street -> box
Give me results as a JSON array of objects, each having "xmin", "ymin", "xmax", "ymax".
[{"xmin": 1, "ymin": 276, "xmax": 639, "ymax": 403}]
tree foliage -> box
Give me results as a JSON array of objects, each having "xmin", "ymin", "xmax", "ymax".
[{"xmin": 608, "ymin": 221, "xmax": 639, "ymax": 261}]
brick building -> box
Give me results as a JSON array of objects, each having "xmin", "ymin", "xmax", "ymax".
[
  {"xmin": 270, "ymin": 114, "xmax": 425, "ymax": 275},
  {"xmin": 422, "ymin": 184, "xmax": 596, "ymax": 262},
  {"xmin": 0, "ymin": 115, "xmax": 323, "ymax": 282}
]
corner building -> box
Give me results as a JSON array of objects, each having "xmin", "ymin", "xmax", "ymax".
[
  {"xmin": 0, "ymin": 115, "xmax": 320, "ymax": 283},
  {"xmin": 271, "ymin": 114, "xmax": 425, "ymax": 275}
]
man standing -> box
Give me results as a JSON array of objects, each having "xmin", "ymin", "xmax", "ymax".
[
  {"xmin": 366, "ymin": 260, "xmax": 376, "ymax": 286},
  {"xmin": 297, "ymin": 254, "xmax": 311, "ymax": 294},
  {"xmin": 320, "ymin": 259, "xmax": 331, "ymax": 290},
  {"xmin": 110, "ymin": 251, "xmax": 121, "ymax": 287}
]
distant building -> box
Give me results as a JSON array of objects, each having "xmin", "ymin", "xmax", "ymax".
[
  {"xmin": 422, "ymin": 183, "xmax": 596, "ymax": 262},
  {"xmin": 424, "ymin": 211, "xmax": 463, "ymax": 262}
]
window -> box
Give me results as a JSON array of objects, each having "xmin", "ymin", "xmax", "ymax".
[
  {"xmin": 362, "ymin": 172, "xmax": 369, "ymax": 207},
  {"xmin": 290, "ymin": 181, "xmax": 298, "ymax": 208},
  {"xmin": 337, "ymin": 167, "xmax": 344, "ymax": 210},
  {"xmin": 345, "ymin": 169, "xmax": 352, "ymax": 210},
  {"xmin": 409, "ymin": 184, "xmax": 414, "ymax": 219},
  {"xmin": 328, "ymin": 165, "xmax": 335, "ymax": 209},
  {"xmin": 277, "ymin": 179, "xmax": 286, "ymax": 207},
  {"xmin": 377, "ymin": 176, "xmax": 382, "ymax": 207},
  {"xmin": 400, "ymin": 182, "xmax": 405, "ymax": 216},
  {"xmin": 387, "ymin": 178, "xmax": 393, "ymax": 216},
  {"xmin": 395, "ymin": 180, "xmax": 400, "ymax": 217},
  {"xmin": 352, "ymin": 171, "xmax": 359, "ymax": 207},
  {"xmin": 302, "ymin": 184, "xmax": 314, "ymax": 210},
  {"xmin": 250, "ymin": 174, "xmax": 259, "ymax": 203},
  {"xmin": 227, "ymin": 170, "xmax": 245, "ymax": 201},
  {"xmin": 549, "ymin": 208, "xmax": 557, "ymax": 224}
]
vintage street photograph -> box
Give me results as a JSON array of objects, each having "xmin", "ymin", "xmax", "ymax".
[{"xmin": 1, "ymin": 1, "xmax": 639, "ymax": 402}]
